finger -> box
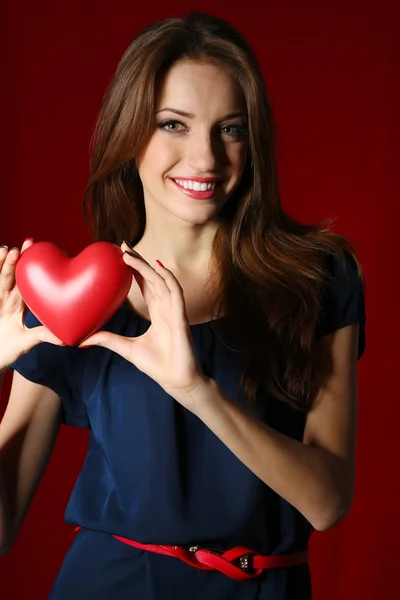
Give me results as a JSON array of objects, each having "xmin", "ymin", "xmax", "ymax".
[
  {"xmin": 0, "ymin": 245, "xmax": 9, "ymax": 271},
  {"xmin": 154, "ymin": 260, "xmax": 188, "ymax": 321},
  {"xmin": 28, "ymin": 325, "xmax": 66, "ymax": 347},
  {"xmin": 20, "ymin": 238, "xmax": 34, "ymax": 254},
  {"xmin": 121, "ymin": 241, "xmax": 147, "ymax": 263},
  {"xmin": 154, "ymin": 259, "xmax": 184, "ymax": 295},
  {"xmin": 78, "ymin": 331, "xmax": 133, "ymax": 361},
  {"xmin": 0, "ymin": 247, "xmax": 21, "ymax": 292},
  {"xmin": 122, "ymin": 251, "xmax": 167, "ymax": 292},
  {"xmin": 120, "ymin": 243, "xmax": 159, "ymax": 279},
  {"xmin": 0, "ymin": 238, "xmax": 33, "ymax": 283},
  {"xmin": 17, "ymin": 326, "xmax": 66, "ymax": 356}
]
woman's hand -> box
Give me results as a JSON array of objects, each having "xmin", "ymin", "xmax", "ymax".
[
  {"xmin": 0, "ymin": 240, "xmax": 65, "ymax": 373},
  {"xmin": 78, "ymin": 242, "xmax": 209, "ymax": 406}
]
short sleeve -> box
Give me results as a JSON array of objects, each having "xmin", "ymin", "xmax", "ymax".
[
  {"xmin": 315, "ymin": 250, "xmax": 366, "ymax": 360},
  {"xmin": 8, "ymin": 310, "xmax": 89, "ymax": 428}
]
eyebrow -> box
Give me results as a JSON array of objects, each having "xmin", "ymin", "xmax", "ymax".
[{"xmin": 155, "ymin": 108, "xmax": 246, "ymax": 121}]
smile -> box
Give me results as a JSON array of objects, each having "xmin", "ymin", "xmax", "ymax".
[
  {"xmin": 173, "ymin": 179, "xmax": 218, "ymax": 191},
  {"xmin": 170, "ymin": 178, "xmax": 223, "ymax": 200}
]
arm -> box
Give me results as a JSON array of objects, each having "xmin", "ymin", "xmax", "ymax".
[
  {"xmin": 189, "ymin": 323, "xmax": 360, "ymax": 532},
  {"xmin": 0, "ymin": 371, "xmax": 62, "ymax": 555}
]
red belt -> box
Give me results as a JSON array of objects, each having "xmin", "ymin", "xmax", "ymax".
[{"xmin": 74, "ymin": 527, "xmax": 308, "ymax": 581}]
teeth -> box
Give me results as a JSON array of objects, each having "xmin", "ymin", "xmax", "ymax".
[{"xmin": 174, "ymin": 179, "xmax": 218, "ymax": 191}]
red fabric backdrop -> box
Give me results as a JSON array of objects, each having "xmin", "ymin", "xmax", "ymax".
[{"xmin": 0, "ymin": 1, "xmax": 398, "ymax": 598}]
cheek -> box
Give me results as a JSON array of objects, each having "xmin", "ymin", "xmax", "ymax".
[
  {"xmin": 144, "ymin": 139, "xmax": 181, "ymax": 176},
  {"xmin": 228, "ymin": 143, "xmax": 247, "ymax": 173}
]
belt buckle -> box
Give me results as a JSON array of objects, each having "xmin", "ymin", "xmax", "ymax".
[
  {"xmin": 189, "ymin": 545, "xmax": 252, "ymax": 573},
  {"xmin": 239, "ymin": 554, "xmax": 251, "ymax": 571}
]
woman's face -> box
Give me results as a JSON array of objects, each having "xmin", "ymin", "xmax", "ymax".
[{"xmin": 137, "ymin": 59, "xmax": 248, "ymax": 226}]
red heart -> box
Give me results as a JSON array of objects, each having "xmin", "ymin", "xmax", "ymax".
[{"xmin": 15, "ymin": 241, "xmax": 132, "ymax": 346}]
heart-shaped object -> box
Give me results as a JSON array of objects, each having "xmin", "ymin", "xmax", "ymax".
[{"xmin": 16, "ymin": 241, "xmax": 132, "ymax": 346}]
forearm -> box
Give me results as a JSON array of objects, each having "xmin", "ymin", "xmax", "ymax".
[
  {"xmin": 190, "ymin": 378, "xmax": 352, "ymax": 532},
  {"xmin": 0, "ymin": 373, "xmax": 11, "ymax": 555},
  {"xmin": 0, "ymin": 469, "xmax": 11, "ymax": 556}
]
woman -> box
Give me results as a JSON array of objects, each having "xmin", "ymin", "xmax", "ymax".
[{"xmin": 0, "ymin": 11, "xmax": 366, "ymax": 600}]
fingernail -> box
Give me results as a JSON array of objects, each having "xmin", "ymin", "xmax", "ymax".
[
  {"xmin": 79, "ymin": 344, "xmax": 92, "ymax": 349},
  {"xmin": 0, "ymin": 245, "xmax": 8, "ymax": 249},
  {"xmin": 124, "ymin": 248, "xmax": 142, "ymax": 259},
  {"xmin": 156, "ymin": 259, "xmax": 165, "ymax": 268},
  {"xmin": 24, "ymin": 238, "xmax": 34, "ymax": 242},
  {"xmin": 122, "ymin": 240, "xmax": 142, "ymax": 257}
]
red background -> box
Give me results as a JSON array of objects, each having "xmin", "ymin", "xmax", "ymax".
[{"xmin": 0, "ymin": 1, "xmax": 398, "ymax": 598}]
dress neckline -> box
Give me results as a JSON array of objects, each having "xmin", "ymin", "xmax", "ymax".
[{"xmin": 123, "ymin": 300, "xmax": 225, "ymax": 328}]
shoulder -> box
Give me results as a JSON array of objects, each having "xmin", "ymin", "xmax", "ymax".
[
  {"xmin": 316, "ymin": 249, "xmax": 366, "ymax": 360},
  {"xmin": 321, "ymin": 248, "xmax": 363, "ymax": 287}
]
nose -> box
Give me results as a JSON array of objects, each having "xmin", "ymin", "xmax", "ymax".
[{"xmin": 186, "ymin": 132, "xmax": 225, "ymax": 174}]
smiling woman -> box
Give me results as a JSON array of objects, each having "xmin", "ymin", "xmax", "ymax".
[
  {"xmin": 2, "ymin": 10, "xmax": 366, "ymax": 600},
  {"xmin": 137, "ymin": 60, "xmax": 248, "ymax": 220}
]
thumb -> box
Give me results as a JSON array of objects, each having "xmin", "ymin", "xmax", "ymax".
[
  {"xmin": 16, "ymin": 325, "xmax": 66, "ymax": 357},
  {"xmin": 78, "ymin": 331, "xmax": 133, "ymax": 360},
  {"xmin": 31, "ymin": 325, "xmax": 66, "ymax": 347}
]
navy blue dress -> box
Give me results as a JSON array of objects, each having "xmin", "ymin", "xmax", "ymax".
[{"xmin": 10, "ymin": 251, "xmax": 366, "ymax": 599}]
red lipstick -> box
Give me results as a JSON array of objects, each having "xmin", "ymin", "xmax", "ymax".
[{"xmin": 170, "ymin": 178, "xmax": 223, "ymax": 200}]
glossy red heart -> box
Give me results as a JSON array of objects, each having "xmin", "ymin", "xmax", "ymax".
[{"xmin": 15, "ymin": 241, "xmax": 132, "ymax": 346}]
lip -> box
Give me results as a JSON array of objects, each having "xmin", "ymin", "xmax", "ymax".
[
  {"xmin": 170, "ymin": 178, "xmax": 222, "ymax": 200},
  {"xmin": 172, "ymin": 177, "xmax": 225, "ymax": 183}
]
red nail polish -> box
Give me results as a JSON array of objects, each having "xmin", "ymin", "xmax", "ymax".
[
  {"xmin": 156, "ymin": 260, "xmax": 165, "ymax": 268},
  {"xmin": 24, "ymin": 238, "xmax": 34, "ymax": 242}
]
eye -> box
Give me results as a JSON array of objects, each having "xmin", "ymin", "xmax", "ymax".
[
  {"xmin": 158, "ymin": 119, "xmax": 186, "ymax": 133},
  {"xmin": 221, "ymin": 124, "xmax": 247, "ymax": 138}
]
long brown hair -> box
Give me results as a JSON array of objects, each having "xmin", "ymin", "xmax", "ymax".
[{"xmin": 82, "ymin": 11, "xmax": 365, "ymax": 412}]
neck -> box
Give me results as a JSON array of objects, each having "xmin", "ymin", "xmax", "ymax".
[{"xmin": 133, "ymin": 227, "xmax": 218, "ymax": 277}]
